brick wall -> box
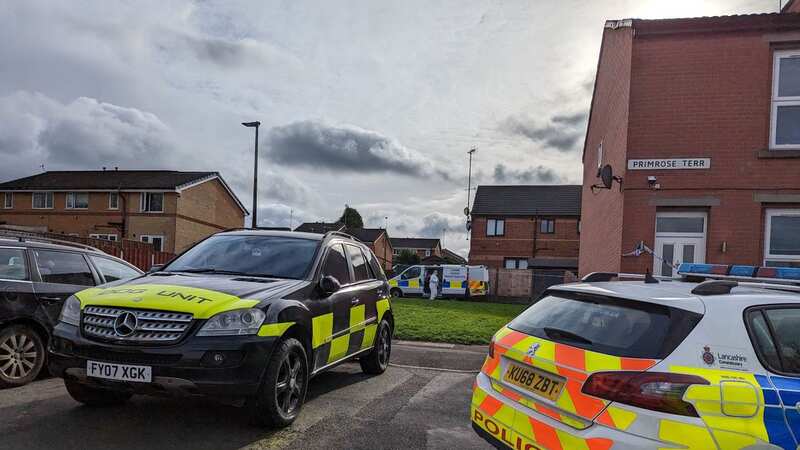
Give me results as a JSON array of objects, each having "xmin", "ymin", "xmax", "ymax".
[
  {"xmin": 369, "ymin": 233, "xmax": 393, "ymax": 272},
  {"xmin": 174, "ymin": 179, "xmax": 245, "ymax": 252},
  {"xmin": 469, "ymin": 215, "xmax": 580, "ymax": 269},
  {"xmin": 578, "ymin": 26, "xmax": 634, "ymax": 276}
]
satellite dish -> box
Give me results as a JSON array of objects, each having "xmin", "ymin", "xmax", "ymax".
[
  {"xmin": 463, "ymin": 207, "xmax": 470, "ymax": 216},
  {"xmin": 599, "ymin": 164, "xmax": 614, "ymax": 189},
  {"xmin": 466, "ymin": 220, "xmax": 472, "ymax": 231}
]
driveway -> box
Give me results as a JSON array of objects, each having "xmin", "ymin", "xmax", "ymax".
[{"xmin": 0, "ymin": 343, "xmax": 492, "ymax": 450}]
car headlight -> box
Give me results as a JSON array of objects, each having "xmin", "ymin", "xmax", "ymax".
[
  {"xmin": 196, "ymin": 309, "xmax": 266, "ymax": 336},
  {"xmin": 59, "ymin": 295, "xmax": 81, "ymax": 326}
]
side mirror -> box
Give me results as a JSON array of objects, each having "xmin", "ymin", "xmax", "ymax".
[
  {"xmin": 319, "ymin": 275, "xmax": 341, "ymax": 296},
  {"xmin": 147, "ymin": 264, "xmax": 164, "ymax": 274}
]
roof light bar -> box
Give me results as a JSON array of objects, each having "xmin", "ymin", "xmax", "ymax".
[{"xmin": 677, "ymin": 263, "xmax": 800, "ymax": 284}]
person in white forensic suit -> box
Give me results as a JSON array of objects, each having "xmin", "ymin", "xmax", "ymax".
[{"xmin": 428, "ymin": 271, "xmax": 439, "ymax": 300}]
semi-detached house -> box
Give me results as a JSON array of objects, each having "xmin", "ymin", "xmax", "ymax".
[{"xmin": 0, "ymin": 170, "xmax": 247, "ymax": 253}]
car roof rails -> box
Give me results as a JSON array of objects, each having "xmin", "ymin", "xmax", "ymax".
[
  {"xmin": 324, "ymin": 231, "xmax": 354, "ymax": 240},
  {"xmin": 0, "ymin": 230, "xmax": 102, "ymax": 253}
]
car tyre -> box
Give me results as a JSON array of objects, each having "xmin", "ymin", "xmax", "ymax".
[
  {"xmin": 64, "ymin": 379, "xmax": 132, "ymax": 406},
  {"xmin": 360, "ymin": 319, "xmax": 392, "ymax": 375},
  {"xmin": 389, "ymin": 288, "xmax": 402, "ymax": 298},
  {"xmin": 0, "ymin": 325, "xmax": 45, "ymax": 388},
  {"xmin": 248, "ymin": 337, "xmax": 308, "ymax": 428}
]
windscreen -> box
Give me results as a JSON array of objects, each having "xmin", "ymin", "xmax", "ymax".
[
  {"xmin": 166, "ymin": 235, "xmax": 319, "ymax": 279},
  {"xmin": 508, "ymin": 292, "xmax": 702, "ymax": 359}
]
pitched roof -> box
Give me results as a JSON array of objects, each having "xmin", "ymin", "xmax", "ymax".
[
  {"xmin": 442, "ymin": 248, "xmax": 467, "ymax": 264},
  {"xmin": 0, "ymin": 170, "xmax": 219, "ymax": 191},
  {"xmin": 347, "ymin": 228, "xmax": 386, "ymax": 243},
  {"xmin": 0, "ymin": 170, "xmax": 248, "ymax": 214},
  {"xmin": 391, "ymin": 238, "xmax": 440, "ymax": 249},
  {"xmin": 294, "ymin": 222, "xmax": 345, "ymax": 234},
  {"xmin": 471, "ymin": 185, "xmax": 582, "ymax": 216}
]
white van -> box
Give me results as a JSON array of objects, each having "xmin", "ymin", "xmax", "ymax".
[{"xmin": 388, "ymin": 264, "xmax": 489, "ymax": 298}]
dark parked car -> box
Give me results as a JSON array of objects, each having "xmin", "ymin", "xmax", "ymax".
[{"xmin": 0, "ymin": 234, "xmax": 143, "ymax": 387}]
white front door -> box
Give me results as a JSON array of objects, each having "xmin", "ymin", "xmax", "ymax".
[{"xmin": 653, "ymin": 212, "xmax": 707, "ymax": 277}]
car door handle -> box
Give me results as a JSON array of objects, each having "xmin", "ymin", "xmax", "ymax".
[
  {"xmin": 351, "ymin": 298, "xmax": 360, "ymax": 305},
  {"xmin": 39, "ymin": 296, "xmax": 64, "ymax": 302}
]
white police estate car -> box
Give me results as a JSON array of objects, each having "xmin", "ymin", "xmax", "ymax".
[{"xmin": 471, "ymin": 263, "xmax": 800, "ymax": 450}]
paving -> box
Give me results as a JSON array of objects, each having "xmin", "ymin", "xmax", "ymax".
[{"xmin": 0, "ymin": 342, "xmax": 493, "ymax": 450}]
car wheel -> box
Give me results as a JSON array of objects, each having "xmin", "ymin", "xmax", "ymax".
[
  {"xmin": 248, "ymin": 337, "xmax": 308, "ymax": 428},
  {"xmin": 64, "ymin": 379, "xmax": 132, "ymax": 406},
  {"xmin": 0, "ymin": 325, "xmax": 45, "ymax": 388},
  {"xmin": 389, "ymin": 288, "xmax": 402, "ymax": 298},
  {"xmin": 360, "ymin": 319, "xmax": 392, "ymax": 375}
]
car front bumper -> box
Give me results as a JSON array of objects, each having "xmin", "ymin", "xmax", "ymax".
[{"xmin": 48, "ymin": 322, "xmax": 278, "ymax": 400}]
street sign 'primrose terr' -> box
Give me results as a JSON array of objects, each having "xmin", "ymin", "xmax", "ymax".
[{"xmin": 627, "ymin": 158, "xmax": 711, "ymax": 170}]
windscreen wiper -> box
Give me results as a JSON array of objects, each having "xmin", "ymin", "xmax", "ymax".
[
  {"xmin": 170, "ymin": 268, "xmax": 249, "ymax": 276},
  {"xmin": 543, "ymin": 327, "xmax": 593, "ymax": 345}
]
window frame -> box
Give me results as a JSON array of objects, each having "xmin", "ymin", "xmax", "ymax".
[
  {"xmin": 140, "ymin": 192, "xmax": 165, "ymax": 213},
  {"xmin": 65, "ymin": 192, "xmax": 89, "ymax": 210},
  {"xmin": 3, "ymin": 192, "xmax": 12, "ymax": 209},
  {"xmin": 486, "ymin": 218, "xmax": 505, "ymax": 237},
  {"xmin": 32, "ymin": 249, "xmax": 96, "ymax": 287},
  {"xmin": 764, "ymin": 208, "xmax": 800, "ymax": 266},
  {"xmin": 0, "ymin": 246, "xmax": 30, "ymax": 282},
  {"xmin": 140, "ymin": 235, "xmax": 165, "ymax": 252},
  {"xmin": 89, "ymin": 233, "xmax": 119, "ymax": 242},
  {"xmin": 108, "ymin": 192, "xmax": 119, "ymax": 210},
  {"xmin": 90, "ymin": 255, "xmax": 142, "ymax": 284},
  {"xmin": 770, "ymin": 50, "xmax": 800, "ymax": 150},
  {"xmin": 31, "ymin": 192, "xmax": 53, "ymax": 209},
  {"xmin": 539, "ymin": 218, "xmax": 555, "ymax": 234},
  {"xmin": 319, "ymin": 242, "xmax": 354, "ymax": 286},
  {"xmin": 744, "ymin": 304, "xmax": 800, "ymax": 376},
  {"xmin": 345, "ymin": 244, "xmax": 373, "ymax": 283},
  {"xmin": 504, "ymin": 258, "xmax": 529, "ymax": 270}
]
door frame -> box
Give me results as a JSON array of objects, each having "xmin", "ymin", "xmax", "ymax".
[{"xmin": 653, "ymin": 211, "xmax": 708, "ymax": 277}]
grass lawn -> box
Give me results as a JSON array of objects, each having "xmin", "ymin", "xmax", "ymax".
[{"xmin": 391, "ymin": 297, "xmax": 528, "ymax": 345}]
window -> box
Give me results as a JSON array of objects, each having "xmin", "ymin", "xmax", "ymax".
[
  {"xmin": 504, "ymin": 258, "xmax": 528, "ymax": 270},
  {"xmin": 91, "ymin": 256, "xmax": 141, "ymax": 283},
  {"xmin": 655, "ymin": 216, "xmax": 705, "ymax": 234},
  {"xmin": 89, "ymin": 234, "xmax": 118, "ymax": 242},
  {"xmin": 66, "ymin": 192, "xmax": 89, "ymax": 209},
  {"xmin": 540, "ymin": 219, "xmax": 555, "ymax": 234},
  {"xmin": 747, "ymin": 307, "xmax": 800, "ymax": 375},
  {"xmin": 140, "ymin": 193, "xmax": 164, "ymax": 212},
  {"xmin": 34, "ymin": 250, "xmax": 95, "ymax": 286},
  {"xmin": 346, "ymin": 244, "xmax": 371, "ymax": 282},
  {"xmin": 486, "ymin": 218, "xmax": 505, "ymax": 237},
  {"xmin": 3, "ymin": 193, "xmax": 12, "ymax": 209},
  {"xmin": 0, "ymin": 248, "xmax": 28, "ymax": 281},
  {"xmin": 771, "ymin": 50, "xmax": 800, "ymax": 149},
  {"xmin": 393, "ymin": 249, "xmax": 400, "ymax": 256},
  {"xmin": 321, "ymin": 243, "xmax": 352, "ymax": 284},
  {"xmin": 765, "ymin": 209, "xmax": 800, "ymax": 267},
  {"xmin": 108, "ymin": 192, "xmax": 119, "ymax": 210},
  {"xmin": 140, "ymin": 235, "xmax": 165, "ymax": 252},
  {"xmin": 425, "ymin": 249, "xmax": 431, "ymax": 257},
  {"xmin": 32, "ymin": 192, "xmax": 53, "ymax": 209},
  {"xmin": 509, "ymin": 293, "xmax": 702, "ymax": 359},
  {"xmin": 401, "ymin": 266, "xmax": 421, "ymax": 279},
  {"xmin": 166, "ymin": 235, "xmax": 319, "ymax": 279}
]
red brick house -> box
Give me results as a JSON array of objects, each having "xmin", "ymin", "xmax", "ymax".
[
  {"xmin": 390, "ymin": 238, "xmax": 442, "ymax": 260},
  {"xmin": 294, "ymin": 222, "xmax": 394, "ymax": 271},
  {"xmin": 579, "ymin": 4, "xmax": 800, "ymax": 277},
  {"xmin": 468, "ymin": 185, "xmax": 581, "ymax": 271}
]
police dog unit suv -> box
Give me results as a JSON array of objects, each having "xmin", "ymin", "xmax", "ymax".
[{"xmin": 49, "ymin": 230, "xmax": 393, "ymax": 427}]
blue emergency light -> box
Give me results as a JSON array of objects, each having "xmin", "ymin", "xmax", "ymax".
[{"xmin": 677, "ymin": 263, "xmax": 800, "ymax": 282}]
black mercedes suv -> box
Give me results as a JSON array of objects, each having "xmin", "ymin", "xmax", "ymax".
[
  {"xmin": 48, "ymin": 230, "xmax": 394, "ymax": 428},
  {"xmin": 0, "ymin": 233, "xmax": 142, "ymax": 388}
]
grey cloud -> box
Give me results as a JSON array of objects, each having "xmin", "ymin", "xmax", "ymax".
[
  {"xmin": 418, "ymin": 212, "xmax": 465, "ymax": 238},
  {"xmin": 265, "ymin": 120, "xmax": 451, "ymax": 180},
  {"xmin": 501, "ymin": 112, "xmax": 588, "ymax": 152},
  {"xmin": 0, "ymin": 91, "xmax": 174, "ymax": 181},
  {"xmin": 492, "ymin": 163, "xmax": 561, "ymax": 184}
]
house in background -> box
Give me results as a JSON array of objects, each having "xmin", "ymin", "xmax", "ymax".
[
  {"xmin": 421, "ymin": 248, "xmax": 467, "ymax": 265},
  {"xmin": 390, "ymin": 238, "xmax": 442, "ymax": 259},
  {"xmin": 294, "ymin": 222, "xmax": 394, "ymax": 271},
  {"xmin": 0, "ymin": 170, "xmax": 247, "ymax": 253},
  {"xmin": 580, "ymin": 3, "xmax": 800, "ymax": 277},
  {"xmin": 468, "ymin": 185, "xmax": 582, "ymax": 271}
]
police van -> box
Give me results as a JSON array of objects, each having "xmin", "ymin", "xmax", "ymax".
[
  {"xmin": 471, "ymin": 264, "xmax": 800, "ymax": 450},
  {"xmin": 388, "ymin": 264, "xmax": 488, "ymax": 298}
]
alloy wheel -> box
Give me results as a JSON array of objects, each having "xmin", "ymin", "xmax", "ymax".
[
  {"xmin": 378, "ymin": 326, "xmax": 391, "ymax": 367},
  {"xmin": 0, "ymin": 332, "xmax": 37, "ymax": 380},
  {"xmin": 275, "ymin": 351, "xmax": 304, "ymax": 416}
]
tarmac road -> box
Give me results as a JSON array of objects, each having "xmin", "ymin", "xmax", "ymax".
[{"xmin": 0, "ymin": 342, "xmax": 493, "ymax": 450}]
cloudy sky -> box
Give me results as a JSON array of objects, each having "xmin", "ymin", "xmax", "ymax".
[{"xmin": 0, "ymin": 0, "xmax": 776, "ymax": 257}]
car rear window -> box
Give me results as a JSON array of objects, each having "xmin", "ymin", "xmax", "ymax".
[{"xmin": 508, "ymin": 292, "xmax": 702, "ymax": 359}]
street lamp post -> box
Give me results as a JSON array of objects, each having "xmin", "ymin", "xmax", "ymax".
[{"xmin": 242, "ymin": 121, "xmax": 261, "ymax": 228}]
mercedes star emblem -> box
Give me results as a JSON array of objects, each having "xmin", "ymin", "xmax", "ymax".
[{"xmin": 113, "ymin": 312, "xmax": 138, "ymax": 337}]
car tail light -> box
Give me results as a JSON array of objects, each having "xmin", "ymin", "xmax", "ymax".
[
  {"xmin": 582, "ymin": 371, "xmax": 709, "ymax": 417},
  {"xmin": 488, "ymin": 335, "xmax": 496, "ymax": 359}
]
